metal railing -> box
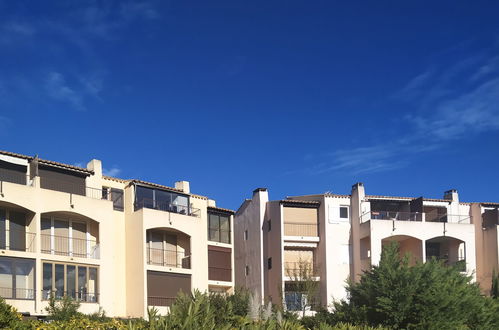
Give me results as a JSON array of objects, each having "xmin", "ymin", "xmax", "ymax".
[
  {"xmin": 208, "ymin": 266, "xmax": 232, "ymax": 282},
  {"xmin": 148, "ymin": 296, "xmax": 176, "ymax": 307},
  {"xmin": 284, "ymin": 262, "xmax": 318, "ymax": 277},
  {"xmin": 362, "ymin": 210, "xmax": 471, "ymax": 224},
  {"xmin": 0, "ymin": 287, "xmax": 35, "ymax": 300},
  {"xmin": 147, "ymin": 247, "xmax": 191, "ymax": 269},
  {"xmin": 0, "ymin": 230, "xmax": 36, "ymax": 252},
  {"xmin": 135, "ymin": 198, "xmax": 201, "ymax": 217},
  {"xmin": 41, "ymin": 234, "xmax": 99, "ymax": 259},
  {"xmin": 283, "ymin": 222, "xmax": 318, "ymax": 237},
  {"xmin": 208, "ymin": 229, "xmax": 231, "ymax": 244},
  {"xmin": 41, "ymin": 290, "xmax": 98, "ymax": 303},
  {"xmin": 363, "ymin": 211, "xmax": 423, "ymax": 222}
]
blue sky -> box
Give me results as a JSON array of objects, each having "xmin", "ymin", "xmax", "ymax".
[{"xmin": 1, "ymin": 1, "xmax": 499, "ymax": 209}]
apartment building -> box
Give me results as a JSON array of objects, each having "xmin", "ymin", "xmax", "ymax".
[
  {"xmin": 0, "ymin": 150, "xmax": 234, "ymax": 318},
  {"xmin": 235, "ymin": 184, "xmax": 499, "ymax": 311}
]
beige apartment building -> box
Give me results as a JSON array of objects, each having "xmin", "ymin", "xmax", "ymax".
[
  {"xmin": 235, "ymin": 184, "xmax": 499, "ymax": 311},
  {"xmin": 0, "ymin": 150, "xmax": 234, "ymax": 318}
]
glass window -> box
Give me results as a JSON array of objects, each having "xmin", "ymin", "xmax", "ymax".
[
  {"xmin": 268, "ymin": 258, "xmax": 272, "ymax": 270},
  {"xmin": 89, "ymin": 268, "xmax": 97, "ymax": 302},
  {"xmin": 67, "ymin": 265, "xmax": 76, "ymax": 299},
  {"xmin": 0, "ymin": 259, "xmax": 12, "ymax": 298},
  {"xmin": 15, "ymin": 259, "xmax": 34, "ymax": 299},
  {"xmin": 111, "ymin": 188, "xmax": 124, "ymax": 211},
  {"xmin": 340, "ymin": 207, "xmax": 349, "ymax": 219},
  {"xmin": 77, "ymin": 266, "xmax": 87, "ymax": 301},
  {"xmin": 9, "ymin": 211, "xmax": 26, "ymax": 251},
  {"xmin": 135, "ymin": 186, "xmax": 154, "ymax": 209},
  {"xmin": 43, "ymin": 263, "xmax": 52, "ymax": 299},
  {"xmin": 55, "ymin": 264, "xmax": 64, "ymax": 298},
  {"xmin": 208, "ymin": 213, "xmax": 231, "ymax": 243},
  {"xmin": 0, "ymin": 257, "xmax": 34, "ymax": 300}
]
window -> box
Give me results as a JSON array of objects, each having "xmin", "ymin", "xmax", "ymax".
[
  {"xmin": 111, "ymin": 188, "xmax": 124, "ymax": 211},
  {"xmin": 268, "ymin": 257, "xmax": 272, "ymax": 270},
  {"xmin": 244, "ymin": 230, "xmax": 248, "ymax": 240},
  {"xmin": 340, "ymin": 207, "xmax": 349, "ymax": 219},
  {"xmin": 268, "ymin": 220, "xmax": 271, "ymax": 232},
  {"xmin": 208, "ymin": 212, "xmax": 231, "ymax": 244},
  {"xmin": 42, "ymin": 262, "xmax": 98, "ymax": 302},
  {"xmin": 135, "ymin": 185, "xmax": 190, "ymax": 215},
  {"xmin": 41, "ymin": 217, "xmax": 98, "ymax": 259},
  {"xmin": 245, "ymin": 265, "xmax": 250, "ymax": 276},
  {"xmin": 0, "ymin": 257, "xmax": 35, "ymax": 300},
  {"xmin": 0, "ymin": 208, "xmax": 32, "ymax": 252}
]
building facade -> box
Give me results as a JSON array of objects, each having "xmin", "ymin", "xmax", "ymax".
[
  {"xmin": 0, "ymin": 150, "xmax": 234, "ymax": 318},
  {"xmin": 235, "ymin": 184, "xmax": 499, "ymax": 311}
]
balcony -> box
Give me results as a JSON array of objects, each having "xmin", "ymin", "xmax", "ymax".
[
  {"xmin": 147, "ymin": 296, "xmax": 176, "ymax": 307},
  {"xmin": 146, "ymin": 247, "xmax": 191, "ymax": 269},
  {"xmin": 135, "ymin": 198, "xmax": 200, "ymax": 218},
  {"xmin": 361, "ymin": 210, "xmax": 470, "ymax": 224},
  {"xmin": 284, "ymin": 261, "xmax": 318, "ymax": 277},
  {"xmin": 0, "ymin": 287, "xmax": 35, "ymax": 300},
  {"xmin": 41, "ymin": 234, "xmax": 99, "ymax": 259},
  {"xmin": 41, "ymin": 290, "xmax": 99, "ymax": 303},
  {"xmin": 0, "ymin": 230, "xmax": 36, "ymax": 253},
  {"xmin": 283, "ymin": 222, "xmax": 318, "ymax": 237}
]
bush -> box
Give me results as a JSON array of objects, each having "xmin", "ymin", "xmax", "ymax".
[
  {"xmin": 0, "ymin": 297, "xmax": 22, "ymax": 328},
  {"xmin": 331, "ymin": 242, "xmax": 499, "ymax": 329},
  {"xmin": 45, "ymin": 294, "xmax": 82, "ymax": 321}
]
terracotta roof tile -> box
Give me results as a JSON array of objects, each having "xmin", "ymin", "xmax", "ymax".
[{"xmin": 0, "ymin": 150, "xmax": 93, "ymax": 174}]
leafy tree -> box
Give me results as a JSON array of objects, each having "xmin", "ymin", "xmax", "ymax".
[
  {"xmin": 285, "ymin": 258, "xmax": 320, "ymax": 317},
  {"xmin": 332, "ymin": 242, "xmax": 499, "ymax": 329}
]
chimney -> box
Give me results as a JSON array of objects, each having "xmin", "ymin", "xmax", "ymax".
[
  {"xmin": 175, "ymin": 181, "xmax": 190, "ymax": 194},
  {"xmin": 86, "ymin": 159, "xmax": 102, "ymax": 177},
  {"xmin": 444, "ymin": 189, "xmax": 459, "ymax": 203},
  {"xmin": 207, "ymin": 199, "xmax": 216, "ymax": 207}
]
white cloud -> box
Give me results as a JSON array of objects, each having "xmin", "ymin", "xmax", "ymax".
[
  {"xmin": 45, "ymin": 72, "xmax": 85, "ymax": 111},
  {"xmin": 103, "ymin": 167, "xmax": 122, "ymax": 177},
  {"xmin": 297, "ymin": 47, "xmax": 499, "ymax": 175}
]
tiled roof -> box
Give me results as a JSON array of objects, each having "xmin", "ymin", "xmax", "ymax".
[
  {"xmin": 280, "ymin": 199, "xmax": 320, "ymax": 207},
  {"xmin": 130, "ymin": 179, "xmax": 184, "ymax": 193},
  {"xmin": 0, "ymin": 150, "xmax": 93, "ymax": 174},
  {"xmin": 103, "ymin": 175, "xmax": 129, "ymax": 183},
  {"xmin": 208, "ymin": 206, "xmax": 235, "ymax": 214}
]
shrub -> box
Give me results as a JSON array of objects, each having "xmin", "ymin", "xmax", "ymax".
[
  {"xmin": 332, "ymin": 242, "xmax": 499, "ymax": 329},
  {"xmin": 45, "ymin": 294, "xmax": 82, "ymax": 321},
  {"xmin": 0, "ymin": 297, "xmax": 22, "ymax": 328}
]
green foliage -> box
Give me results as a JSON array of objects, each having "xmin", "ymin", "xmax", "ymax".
[
  {"xmin": 0, "ymin": 297, "xmax": 22, "ymax": 328},
  {"xmin": 228, "ymin": 287, "xmax": 251, "ymax": 316},
  {"xmin": 45, "ymin": 294, "xmax": 82, "ymax": 321},
  {"xmin": 331, "ymin": 242, "xmax": 499, "ymax": 329}
]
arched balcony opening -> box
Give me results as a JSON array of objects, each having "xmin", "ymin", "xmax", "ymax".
[
  {"xmin": 425, "ymin": 236, "xmax": 466, "ymax": 271},
  {"xmin": 0, "ymin": 201, "xmax": 36, "ymax": 252},
  {"xmin": 146, "ymin": 228, "xmax": 191, "ymax": 269},
  {"xmin": 382, "ymin": 235, "xmax": 423, "ymax": 266},
  {"xmin": 40, "ymin": 212, "xmax": 100, "ymax": 259}
]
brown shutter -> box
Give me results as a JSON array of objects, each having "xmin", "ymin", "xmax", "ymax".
[
  {"xmin": 208, "ymin": 246, "xmax": 232, "ymax": 281},
  {"xmin": 147, "ymin": 271, "xmax": 191, "ymax": 306},
  {"xmin": 39, "ymin": 165, "xmax": 86, "ymax": 195}
]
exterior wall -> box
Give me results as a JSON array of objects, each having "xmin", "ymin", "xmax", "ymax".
[
  {"xmin": 234, "ymin": 189, "xmax": 267, "ymax": 302},
  {"xmin": 263, "ymin": 201, "xmax": 283, "ymax": 305},
  {"xmin": 0, "ymin": 152, "xmax": 234, "ymax": 318}
]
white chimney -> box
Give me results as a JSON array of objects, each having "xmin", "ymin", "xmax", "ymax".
[{"xmin": 175, "ymin": 181, "xmax": 190, "ymax": 194}]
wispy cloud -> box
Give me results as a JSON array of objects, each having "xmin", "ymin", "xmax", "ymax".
[
  {"xmin": 103, "ymin": 167, "xmax": 122, "ymax": 177},
  {"xmin": 45, "ymin": 72, "xmax": 86, "ymax": 111},
  {"xmin": 297, "ymin": 46, "xmax": 499, "ymax": 175}
]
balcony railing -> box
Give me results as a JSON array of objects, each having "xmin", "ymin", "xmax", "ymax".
[
  {"xmin": 147, "ymin": 247, "xmax": 191, "ymax": 269},
  {"xmin": 41, "ymin": 234, "xmax": 100, "ymax": 259},
  {"xmin": 148, "ymin": 296, "xmax": 176, "ymax": 307},
  {"xmin": 135, "ymin": 198, "xmax": 201, "ymax": 217},
  {"xmin": 283, "ymin": 222, "xmax": 318, "ymax": 237},
  {"xmin": 208, "ymin": 229, "xmax": 231, "ymax": 244},
  {"xmin": 284, "ymin": 262, "xmax": 318, "ymax": 277},
  {"xmin": 0, "ymin": 230, "xmax": 36, "ymax": 252},
  {"xmin": 208, "ymin": 266, "xmax": 232, "ymax": 282},
  {"xmin": 362, "ymin": 211, "xmax": 471, "ymax": 224},
  {"xmin": 41, "ymin": 290, "xmax": 98, "ymax": 303},
  {"xmin": 0, "ymin": 287, "xmax": 35, "ymax": 300}
]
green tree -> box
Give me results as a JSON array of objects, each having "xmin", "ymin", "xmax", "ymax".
[
  {"xmin": 285, "ymin": 258, "xmax": 320, "ymax": 317},
  {"xmin": 332, "ymin": 242, "xmax": 499, "ymax": 329}
]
